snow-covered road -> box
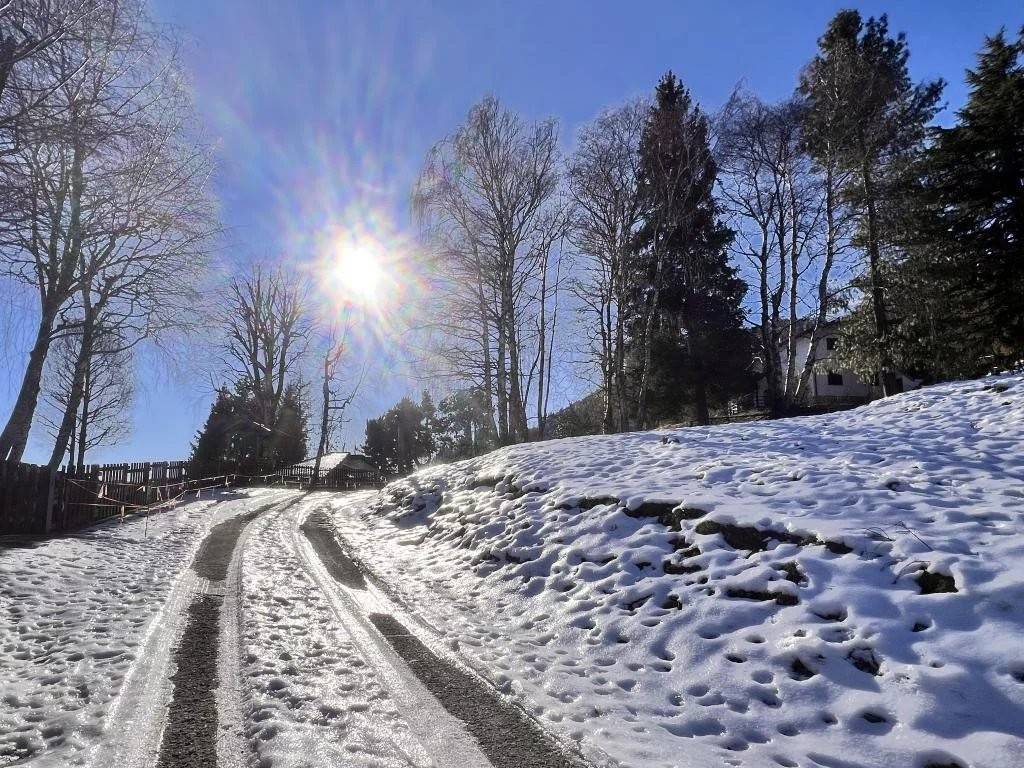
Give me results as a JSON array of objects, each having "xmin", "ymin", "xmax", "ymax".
[{"xmin": 0, "ymin": 487, "xmax": 592, "ymax": 768}]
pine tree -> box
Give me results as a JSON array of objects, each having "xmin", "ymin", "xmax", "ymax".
[
  {"xmin": 270, "ymin": 383, "xmax": 309, "ymax": 469},
  {"xmin": 800, "ymin": 11, "xmax": 943, "ymax": 394},
  {"xmin": 189, "ymin": 384, "xmax": 258, "ymax": 476},
  {"xmin": 190, "ymin": 388, "xmax": 234, "ymax": 478},
  {"xmin": 916, "ymin": 28, "xmax": 1024, "ymax": 372},
  {"xmin": 189, "ymin": 381, "xmax": 308, "ymax": 477},
  {"xmin": 630, "ymin": 72, "xmax": 750, "ymax": 426},
  {"xmin": 361, "ymin": 397, "xmax": 435, "ymax": 478}
]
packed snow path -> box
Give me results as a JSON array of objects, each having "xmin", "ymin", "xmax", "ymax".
[{"xmin": 0, "ymin": 488, "xmax": 591, "ymax": 768}]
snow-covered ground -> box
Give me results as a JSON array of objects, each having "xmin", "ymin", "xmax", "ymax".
[
  {"xmin": 329, "ymin": 374, "xmax": 1024, "ymax": 768},
  {"xmin": 238, "ymin": 496, "xmax": 424, "ymax": 767},
  {"xmin": 0, "ymin": 487, "xmax": 289, "ymax": 767}
]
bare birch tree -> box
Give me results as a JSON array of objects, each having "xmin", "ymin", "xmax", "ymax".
[
  {"xmin": 717, "ymin": 91, "xmax": 848, "ymax": 414},
  {"xmin": 0, "ymin": 0, "xmax": 213, "ymax": 462},
  {"xmin": 414, "ymin": 96, "xmax": 563, "ymax": 444},
  {"xmin": 311, "ymin": 323, "xmax": 363, "ymax": 485},
  {"xmin": 0, "ymin": 0, "xmax": 100, "ymax": 134},
  {"xmin": 41, "ymin": 327, "xmax": 132, "ymax": 466},
  {"xmin": 567, "ymin": 99, "xmax": 647, "ymax": 433}
]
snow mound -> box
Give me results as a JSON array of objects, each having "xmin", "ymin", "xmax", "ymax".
[{"xmin": 331, "ymin": 375, "xmax": 1024, "ymax": 768}]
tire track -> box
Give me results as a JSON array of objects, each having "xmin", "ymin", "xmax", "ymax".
[
  {"xmin": 155, "ymin": 494, "xmax": 304, "ymax": 768},
  {"xmin": 296, "ymin": 507, "xmax": 591, "ymax": 768}
]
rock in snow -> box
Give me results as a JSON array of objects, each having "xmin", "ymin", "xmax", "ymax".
[{"xmin": 330, "ymin": 374, "xmax": 1024, "ymax": 768}]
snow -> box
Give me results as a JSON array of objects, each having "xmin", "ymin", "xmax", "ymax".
[
  {"xmin": 291, "ymin": 452, "xmax": 350, "ymax": 471},
  {"xmin": 328, "ymin": 374, "xmax": 1024, "ymax": 768},
  {"xmin": 238, "ymin": 496, "xmax": 426, "ymax": 767},
  {"xmin": 0, "ymin": 488, "xmax": 285, "ymax": 767}
]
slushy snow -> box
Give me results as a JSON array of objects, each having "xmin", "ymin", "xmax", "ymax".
[{"xmin": 329, "ymin": 374, "xmax": 1024, "ymax": 768}]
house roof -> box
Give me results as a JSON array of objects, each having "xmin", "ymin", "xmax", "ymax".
[
  {"xmin": 293, "ymin": 452, "xmax": 350, "ymax": 471},
  {"xmin": 292, "ymin": 452, "xmax": 379, "ymax": 474}
]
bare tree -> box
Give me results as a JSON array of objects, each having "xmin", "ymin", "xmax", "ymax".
[
  {"xmin": 220, "ymin": 266, "xmax": 313, "ymax": 471},
  {"xmin": 0, "ymin": 0, "xmax": 212, "ymax": 462},
  {"xmin": 567, "ymin": 99, "xmax": 647, "ymax": 432},
  {"xmin": 0, "ymin": 0, "xmax": 100, "ymax": 133},
  {"xmin": 311, "ymin": 323, "xmax": 363, "ymax": 486},
  {"xmin": 717, "ymin": 91, "xmax": 848, "ymax": 414},
  {"xmin": 414, "ymin": 96, "xmax": 563, "ymax": 444},
  {"xmin": 43, "ymin": 93, "xmax": 216, "ymax": 469},
  {"xmin": 41, "ymin": 327, "xmax": 132, "ymax": 466}
]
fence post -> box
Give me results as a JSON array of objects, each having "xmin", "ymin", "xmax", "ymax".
[
  {"xmin": 44, "ymin": 467, "xmax": 58, "ymax": 534},
  {"xmin": 142, "ymin": 462, "xmax": 152, "ymax": 504}
]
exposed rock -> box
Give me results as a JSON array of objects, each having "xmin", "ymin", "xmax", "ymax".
[
  {"xmin": 824, "ymin": 539, "xmax": 854, "ymax": 555},
  {"xmin": 777, "ymin": 561, "xmax": 807, "ymax": 585},
  {"xmin": 725, "ymin": 587, "xmax": 799, "ymax": 607},
  {"xmin": 916, "ymin": 570, "xmax": 957, "ymax": 594},
  {"xmin": 663, "ymin": 559, "xmax": 702, "ymax": 575},
  {"xmin": 661, "ymin": 594, "xmax": 683, "ymax": 610},
  {"xmin": 848, "ymin": 646, "xmax": 882, "ymax": 676},
  {"xmin": 694, "ymin": 520, "xmax": 806, "ymax": 551},
  {"xmin": 789, "ymin": 657, "xmax": 816, "ymax": 680},
  {"xmin": 560, "ymin": 495, "xmax": 619, "ymax": 511}
]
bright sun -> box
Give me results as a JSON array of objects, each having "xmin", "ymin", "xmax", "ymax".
[{"xmin": 330, "ymin": 240, "xmax": 385, "ymax": 305}]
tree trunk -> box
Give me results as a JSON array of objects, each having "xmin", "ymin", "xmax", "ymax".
[
  {"xmin": 785, "ymin": 178, "xmax": 800, "ymax": 399},
  {"xmin": 796, "ymin": 163, "xmax": 839, "ymax": 401},
  {"xmin": 635, "ymin": 239, "xmax": 664, "ymax": 429},
  {"xmin": 495, "ymin": 311, "xmax": 509, "ymax": 444},
  {"xmin": 536, "ymin": 250, "xmax": 549, "ymax": 439},
  {"xmin": 601, "ymin": 294, "xmax": 614, "ymax": 434},
  {"xmin": 474, "ymin": 262, "xmax": 498, "ymax": 439},
  {"xmin": 861, "ymin": 159, "xmax": 895, "ymax": 396},
  {"xmin": 0, "ymin": 304, "xmax": 61, "ymax": 461},
  {"xmin": 693, "ymin": 370, "xmax": 710, "ymax": 426},
  {"xmin": 507, "ymin": 315, "xmax": 529, "ymax": 442},
  {"xmin": 681, "ymin": 306, "xmax": 711, "ymax": 426},
  {"xmin": 48, "ymin": 307, "xmax": 95, "ymax": 470},
  {"xmin": 613, "ymin": 254, "xmax": 628, "ymax": 432},
  {"xmin": 757, "ymin": 222, "xmax": 782, "ymax": 417},
  {"xmin": 67, "ymin": 404, "xmax": 77, "ymax": 470},
  {"xmin": 76, "ymin": 359, "xmax": 90, "ymax": 468}
]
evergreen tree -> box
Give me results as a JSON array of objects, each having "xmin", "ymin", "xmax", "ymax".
[
  {"xmin": 362, "ymin": 397, "xmax": 435, "ymax": 477},
  {"xmin": 190, "ymin": 388, "xmax": 236, "ymax": 478},
  {"xmin": 362, "ymin": 417, "xmax": 395, "ymax": 477},
  {"xmin": 630, "ymin": 72, "xmax": 750, "ymax": 425},
  {"xmin": 800, "ymin": 11, "xmax": 943, "ymax": 394},
  {"xmin": 434, "ymin": 387, "xmax": 496, "ymax": 459},
  {"xmin": 913, "ymin": 27, "xmax": 1024, "ymax": 373},
  {"xmin": 270, "ymin": 383, "xmax": 309, "ymax": 469},
  {"xmin": 189, "ymin": 380, "xmax": 308, "ymax": 477}
]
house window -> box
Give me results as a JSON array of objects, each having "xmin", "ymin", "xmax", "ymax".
[
  {"xmin": 826, "ymin": 337, "xmax": 838, "ymax": 351},
  {"xmin": 827, "ymin": 371, "xmax": 844, "ymax": 386}
]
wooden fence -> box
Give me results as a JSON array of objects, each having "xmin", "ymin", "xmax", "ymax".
[
  {"xmin": 0, "ymin": 459, "xmax": 205, "ymax": 536},
  {"xmin": 276, "ymin": 464, "xmax": 384, "ymax": 490},
  {"xmin": 57, "ymin": 461, "xmax": 197, "ymax": 532},
  {"xmin": 0, "ymin": 458, "xmax": 383, "ymax": 537},
  {"xmin": 0, "ymin": 460, "xmax": 62, "ymax": 535}
]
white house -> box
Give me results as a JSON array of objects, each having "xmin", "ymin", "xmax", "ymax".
[{"xmin": 752, "ymin": 320, "xmax": 919, "ymax": 411}]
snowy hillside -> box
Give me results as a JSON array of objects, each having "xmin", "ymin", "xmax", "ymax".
[{"xmin": 330, "ymin": 375, "xmax": 1024, "ymax": 768}]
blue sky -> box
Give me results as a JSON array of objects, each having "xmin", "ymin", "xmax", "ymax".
[{"xmin": 5, "ymin": 0, "xmax": 1022, "ymax": 463}]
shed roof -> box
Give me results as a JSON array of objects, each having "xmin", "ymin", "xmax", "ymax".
[{"xmin": 292, "ymin": 452, "xmax": 379, "ymax": 474}]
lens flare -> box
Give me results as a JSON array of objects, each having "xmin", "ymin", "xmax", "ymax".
[{"xmin": 329, "ymin": 236, "xmax": 386, "ymax": 305}]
